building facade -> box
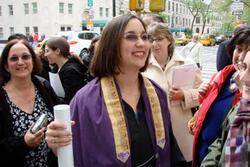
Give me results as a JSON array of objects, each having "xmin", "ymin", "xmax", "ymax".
[
  {"xmin": 193, "ymin": 12, "xmax": 222, "ymax": 35},
  {"xmin": 0, "ymin": 0, "xmax": 114, "ymax": 40},
  {"xmin": 167, "ymin": 0, "xmax": 192, "ymax": 32},
  {"xmin": 0, "ymin": 0, "xmax": 222, "ymax": 40}
]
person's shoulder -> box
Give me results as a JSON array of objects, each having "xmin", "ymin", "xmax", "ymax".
[
  {"xmin": 61, "ymin": 58, "xmax": 88, "ymax": 74},
  {"xmin": 220, "ymin": 39, "xmax": 230, "ymax": 46},
  {"xmin": 73, "ymin": 77, "xmax": 100, "ymax": 99}
]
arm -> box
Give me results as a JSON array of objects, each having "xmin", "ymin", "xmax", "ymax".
[
  {"xmin": 201, "ymin": 106, "xmax": 238, "ymax": 166},
  {"xmin": 70, "ymin": 95, "xmax": 85, "ymax": 167},
  {"xmin": 0, "ymin": 123, "xmax": 45, "ymax": 160},
  {"xmin": 0, "ymin": 96, "xmax": 43, "ymax": 160}
]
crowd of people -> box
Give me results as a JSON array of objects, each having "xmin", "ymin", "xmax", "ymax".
[{"xmin": 0, "ymin": 13, "xmax": 250, "ymax": 167}]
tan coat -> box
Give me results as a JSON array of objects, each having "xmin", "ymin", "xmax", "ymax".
[{"xmin": 143, "ymin": 52, "xmax": 203, "ymax": 161}]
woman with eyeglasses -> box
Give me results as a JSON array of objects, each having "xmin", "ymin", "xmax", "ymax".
[
  {"xmin": 190, "ymin": 26, "xmax": 250, "ymax": 167},
  {"xmin": 0, "ymin": 40, "xmax": 59, "ymax": 166},
  {"xmin": 196, "ymin": 26, "xmax": 250, "ymax": 167},
  {"xmin": 143, "ymin": 22, "xmax": 203, "ymax": 167},
  {"xmin": 45, "ymin": 14, "xmax": 172, "ymax": 167}
]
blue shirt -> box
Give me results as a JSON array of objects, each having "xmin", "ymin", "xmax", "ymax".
[{"xmin": 198, "ymin": 74, "xmax": 235, "ymax": 164}]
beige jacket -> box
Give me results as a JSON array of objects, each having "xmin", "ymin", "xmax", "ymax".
[{"xmin": 143, "ymin": 52, "xmax": 203, "ymax": 161}]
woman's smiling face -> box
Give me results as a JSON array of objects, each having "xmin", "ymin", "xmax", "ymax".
[{"xmin": 5, "ymin": 42, "xmax": 33, "ymax": 80}]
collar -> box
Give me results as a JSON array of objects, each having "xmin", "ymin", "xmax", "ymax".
[{"xmin": 149, "ymin": 51, "xmax": 186, "ymax": 70}]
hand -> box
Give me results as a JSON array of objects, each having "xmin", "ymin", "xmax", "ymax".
[
  {"xmin": 168, "ymin": 87, "xmax": 184, "ymax": 101},
  {"xmin": 198, "ymin": 82, "xmax": 212, "ymax": 98},
  {"xmin": 187, "ymin": 111, "xmax": 199, "ymax": 135},
  {"xmin": 24, "ymin": 127, "xmax": 45, "ymax": 148},
  {"xmin": 45, "ymin": 121, "xmax": 72, "ymax": 149}
]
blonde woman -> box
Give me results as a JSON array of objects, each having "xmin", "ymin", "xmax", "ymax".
[{"xmin": 143, "ymin": 22, "xmax": 203, "ymax": 166}]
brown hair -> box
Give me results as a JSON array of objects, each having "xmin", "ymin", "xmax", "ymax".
[
  {"xmin": 227, "ymin": 26, "xmax": 250, "ymax": 60},
  {"xmin": 45, "ymin": 37, "xmax": 70, "ymax": 58},
  {"xmin": 90, "ymin": 14, "xmax": 149, "ymax": 77},
  {"xmin": 147, "ymin": 22, "xmax": 175, "ymax": 59},
  {"xmin": 0, "ymin": 40, "xmax": 42, "ymax": 83}
]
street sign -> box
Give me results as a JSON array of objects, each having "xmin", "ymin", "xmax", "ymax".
[
  {"xmin": 231, "ymin": 2, "xmax": 244, "ymax": 11},
  {"xmin": 232, "ymin": 11, "xmax": 243, "ymax": 15},
  {"xmin": 87, "ymin": 0, "xmax": 93, "ymax": 7},
  {"xmin": 202, "ymin": 0, "xmax": 211, "ymax": 5}
]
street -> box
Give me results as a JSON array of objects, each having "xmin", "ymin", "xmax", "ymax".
[{"xmin": 0, "ymin": 44, "xmax": 218, "ymax": 82}]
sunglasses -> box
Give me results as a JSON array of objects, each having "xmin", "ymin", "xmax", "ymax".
[
  {"xmin": 8, "ymin": 54, "xmax": 32, "ymax": 62},
  {"xmin": 123, "ymin": 32, "xmax": 150, "ymax": 42}
]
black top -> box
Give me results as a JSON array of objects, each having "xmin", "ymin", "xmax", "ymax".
[
  {"xmin": 0, "ymin": 76, "xmax": 59, "ymax": 167},
  {"xmin": 123, "ymin": 96, "xmax": 156, "ymax": 167},
  {"xmin": 216, "ymin": 40, "xmax": 233, "ymax": 71},
  {"xmin": 59, "ymin": 57, "xmax": 92, "ymax": 104}
]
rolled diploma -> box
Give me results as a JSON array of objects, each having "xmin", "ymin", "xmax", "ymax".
[{"xmin": 54, "ymin": 104, "xmax": 74, "ymax": 167}]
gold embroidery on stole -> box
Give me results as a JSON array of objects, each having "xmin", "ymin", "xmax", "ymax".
[
  {"xmin": 143, "ymin": 77, "xmax": 166, "ymax": 149},
  {"xmin": 101, "ymin": 76, "xmax": 166, "ymax": 163}
]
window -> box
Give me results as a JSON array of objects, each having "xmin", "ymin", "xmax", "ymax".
[
  {"xmin": 24, "ymin": 3, "xmax": 29, "ymax": 14},
  {"xmin": 33, "ymin": 26, "xmax": 38, "ymax": 34},
  {"xmin": 59, "ymin": 2, "xmax": 64, "ymax": 13},
  {"xmin": 99, "ymin": 7, "xmax": 103, "ymax": 17},
  {"xmin": 171, "ymin": 16, "xmax": 174, "ymax": 27},
  {"xmin": 68, "ymin": 3, "xmax": 73, "ymax": 14},
  {"xmin": 0, "ymin": 27, "xmax": 3, "ymax": 39},
  {"xmin": 172, "ymin": 2, "xmax": 174, "ymax": 12},
  {"xmin": 176, "ymin": 3, "xmax": 178, "ymax": 14},
  {"xmin": 0, "ymin": 6, "xmax": 2, "ymax": 16},
  {"xmin": 60, "ymin": 26, "xmax": 65, "ymax": 31},
  {"xmin": 25, "ymin": 27, "xmax": 30, "ymax": 36},
  {"xmin": 67, "ymin": 26, "xmax": 71, "ymax": 31},
  {"xmin": 196, "ymin": 27, "xmax": 199, "ymax": 33},
  {"xmin": 105, "ymin": 8, "xmax": 109, "ymax": 17},
  {"xmin": 78, "ymin": 32, "xmax": 97, "ymax": 40},
  {"xmin": 60, "ymin": 26, "xmax": 71, "ymax": 32},
  {"xmin": 32, "ymin": 2, "xmax": 37, "ymax": 14},
  {"xmin": 168, "ymin": 1, "xmax": 170, "ymax": 12},
  {"xmin": 180, "ymin": 4, "xmax": 182, "ymax": 14},
  {"xmin": 10, "ymin": 27, "xmax": 14, "ymax": 35},
  {"xmin": 9, "ymin": 5, "xmax": 13, "ymax": 15},
  {"xmin": 196, "ymin": 17, "xmax": 200, "ymax": 24},
  {"xmin": 207, "ymin": 28, "xmax": 209, "ymax": 34}
]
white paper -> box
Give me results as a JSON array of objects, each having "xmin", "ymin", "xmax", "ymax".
[
  {"xmin": 49, "ymin": 72, "xmax": 65, "ymax": 98},
  {"xmin": 54, "ymin": 105, "xmax": 74, "ymax": 167},
  {"xmin": 172, "ymin": 63, "xmax": 197, "ymax": 89}
]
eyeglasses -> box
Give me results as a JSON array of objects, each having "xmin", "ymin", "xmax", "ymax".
[
  {"xmin": 123, "ymin": 32, "xmax": 150, "ymax": 42},
  {"xmin": 8, "ymin": 54, "xmax": 32, "ymax": 62},
  {"xmin": 149, "ymin": 37, "xmax": 165, "ymax": 43}
]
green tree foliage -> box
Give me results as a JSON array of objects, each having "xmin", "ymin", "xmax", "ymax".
[
  {"xmin": 216, "ymin": 0, "xmax": 250, "ymax": 25},
  {"xmin": 183, "ymin": 0, "xmax": 203, "ymax": 32},
  {"xmin": 159, "ymin": 12, "xmax": 169, "ymax": 23}
]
